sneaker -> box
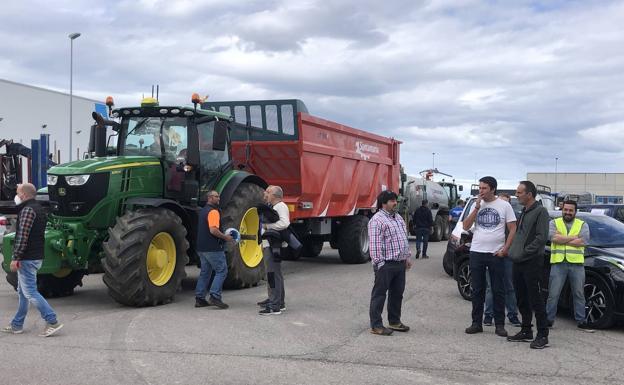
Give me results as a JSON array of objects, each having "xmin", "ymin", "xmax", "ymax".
[
  {"xmin": 465, "ymin": 324, "xmax": 483, "ymax": 334},
  {"xmin": 280, "ymin": 304, "xmax": 286, "ymax": 311},
  {"xmin": 195, "ymin": 297, "xmax": 209, "ymax": 308},
  {"xmin": 370, "ymin": 327, "xmax": 393, "ymax": 336},
  {"xmin": 547, "ymin": 320, "xmax": 554, "ymax": 328},
  {"xmin": 1, "ymin": 325, "xmax": 23, "ymax": 334},
  {"xmin": 259, "ymin": 307, "xmax": 282, "ymax": 315},
  {"xmin": 388, "ymin": 323, "xmax": 410, "ymax": 332},
  {"xmin": 577, "ymin": 323, "xmax": 595, "ymax": 333},
  {"xmin": 415, "ymin": 251, "xmax": 420, "ymax": 259},
  {"xmin": 257, "ymin": 298, "xmax": 270, "ymax": 306},
  {"xmin": 39, "ymin": 322, "xmax": 63, "ymax": 337},
  {"xmin": 495, "ymin": 326, "xmax": 508, "ymax": 337},
  {"xmin": 530, "ymin": 336, "xmax": 549, "ymax": 349},
  {"xmin": 508, "ymin": 316, "xmax": 521, "ymax": 327},
  {"xmin": 483, "ymin": 316, "xmax": 493, "ymax": 326},
  {"xmin": 208, "ymin": 296, "xmax": 229, "ymax": 309},
  {"xmin": 422, "ymin": 255, "xmax": 429, "ymax": 259},
  {"xmin": 507, "ymin": 330, "xmax": 533, "ymax": 342}
]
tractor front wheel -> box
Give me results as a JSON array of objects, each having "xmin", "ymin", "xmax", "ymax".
[
  {"xmin": 5, "ymin": 269, "xmax": 85, "ymax": 298},
  {"xmin": 102, "ymin": 208, "xmax": 189, "ymax": 307}
]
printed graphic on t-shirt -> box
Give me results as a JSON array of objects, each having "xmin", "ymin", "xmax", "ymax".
[{"xmin": 477, "ymin": 207, "xmax": 501, "ymax": 231}]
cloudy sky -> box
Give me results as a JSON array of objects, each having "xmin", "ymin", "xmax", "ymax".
[{"xmin": 1, "ymin": 0, "xmax": 623, "ymax": 189}]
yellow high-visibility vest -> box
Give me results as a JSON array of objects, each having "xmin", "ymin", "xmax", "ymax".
[{"xmin": 550, "ymin": 217, "xmax": 585, "ymax": 264}]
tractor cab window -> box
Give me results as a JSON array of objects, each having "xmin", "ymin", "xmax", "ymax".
[
  {"xmin": 123, "ymin": 117, "xmax": 188, "ymax": 157},
  {"xmin": 197, "ymin": 121, "xmax": 229, "ymax": 190}
]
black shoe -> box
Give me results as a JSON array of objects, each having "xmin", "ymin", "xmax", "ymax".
[
  {"xmin": 530, "ymin": 336, "xmax": 549, "ymax": 349},
  {"xmin": 483, "ymin": 316, "xmax": 493, "ymax": 326},
  {"xmin": 577, "ymin": 323, "xmax": 595, "ymax": 333},
  {"xmin": 495, "ymin": 326, "xmax": 508, "ymax": 337},
  {"xmin": 208, "ymin": 296, "xmax": 229, "ymax": 309},
  {"xmin": 465, "ymin": 324, "xmax": 483, "ymax": 334},
  {"xmin": 280, "ymin": 304, "xmax": 286, "ymax": 311},
  {"xmin": 508, "ymin": 316, "xmax": 521, "ymax": 327},
  {"xmin": 257, "ymin": 298, "xmax": 270, "ymax": 306},
  {"xmin": 195, "ymin": 298, "xmax": 209, "ymax": 308},
  {"xmin": 547, "ymin": 320, "xmax": 554, "ymax": 328},
  {"xmin": 422, "ymin": 255, "xmax": 429, "ymax": 259},
  {"xmin": 415, "ymin": 251, "xmax": 420, "ymax": 259},
  {"xmin": 507, "ymin": 330, "xmax": 533, "ymax": 342},
  {"xmin": 259, "ymin": 307, "xmax": 282, "ymax": 315}
]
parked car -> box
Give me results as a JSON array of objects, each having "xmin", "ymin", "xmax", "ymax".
[
  {"xmin": 451, "ymin": 211, "xmax": 624, "ymax": 329},
  {"xmin": 578, "ymin": 204, "xmax": 624, "ymax": 223}
]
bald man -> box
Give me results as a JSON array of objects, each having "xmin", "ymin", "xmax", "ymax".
[{"xmin": 2, "ymin": 183, "xmax": 63, "ymax": 337}]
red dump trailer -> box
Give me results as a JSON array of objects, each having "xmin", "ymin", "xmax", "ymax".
[{"xmin": 202, "ymin": 99, "xmax": 401, "ymax": 264}]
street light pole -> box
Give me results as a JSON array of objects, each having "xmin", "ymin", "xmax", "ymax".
[
  {"xmin": 432, "ymin": 152, "xmax": 436, "ymax": 170},
  {"xmin": 68, "ymin": 32, "xmax": 81, "ymax": 162},
  {"xmin": 554, "ymin": 157, "xmax": 559, "ymax": 195}
]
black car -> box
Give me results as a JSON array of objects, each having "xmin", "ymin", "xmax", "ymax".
[
  {"xmin": 452, "ymin": 211, "xmax": 624, "ymax": 329},
  {"xmin": 578, "ymin": 204, "xmax": 624, "ymax": 224}
]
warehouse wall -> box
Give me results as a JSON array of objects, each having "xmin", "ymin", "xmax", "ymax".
[
  {"xmin": 527, "ymin": 172, "xmax": 624, "ymax": 203},
  {"xmin": 0, "ymin": 79, "xmax": 107, "ymax": 163}
]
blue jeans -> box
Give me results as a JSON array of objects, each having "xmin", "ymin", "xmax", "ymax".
[
  {"xmin": 546, "ymin": 262, "xmax": 586, "ymax": 323},
  {"xmin": 195, "ymin": 251, "xmax": 228, "ymax": 301},
  {"xmin": 484, "ymin": 257, "xmax": 518, "ymax": 320},
  {"xmin": 469, "ymin": 251, "xmax": 506, "ymax": 326},
  {"xmin": 415, "ymin": 228, "xmax": 430, "ymax": 256},
  {"xmin": 11, "ymin": 260, "xmax": 58, "ymax": 328}
]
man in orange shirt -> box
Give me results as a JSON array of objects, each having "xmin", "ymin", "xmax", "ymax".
[{"xmin": 194, "ymin": 190, "xmax": 233, "ymax": 309}]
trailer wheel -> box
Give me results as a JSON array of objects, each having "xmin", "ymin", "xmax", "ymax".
[
  {"xmin": 442, "ymin": 219, "xmax": 450, "ymax": 241},
  {"xmin": 430, "ymin": 215, "xmax": 444, "ymax": 242},
  {"xmin": 302, "ymin": 239, "xmax": 324, "ymax": 258},
  {"xmin": 221, "ymin": 183, "xmax": 265, "ymax": 289},
  {"xmin": 102, "ymin": 208, "xmax": 189, "ymax": 306},
  {"xmin": 338, "ymin": 216, "xmax": 370, "ymax": 264},
  {"xmin": 6, "ymin": 269, "xmax": 85, "ymax": 298}
]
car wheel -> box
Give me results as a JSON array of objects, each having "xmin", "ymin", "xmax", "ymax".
[
  {"xmin": 584, "ymin": 274, "xmax": 615, "ymax": 329},
  {"xmin": 457, "ymin": 259, "xmax": 472, "ymax": 301},
  {"xmin": 442, "ymin": 250, "xmax": 454, "ymax": 277}
]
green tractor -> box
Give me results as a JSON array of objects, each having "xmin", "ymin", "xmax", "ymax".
[{"xmin": 2, "ymin": 95, "xmax": 267, "ymax": 306}]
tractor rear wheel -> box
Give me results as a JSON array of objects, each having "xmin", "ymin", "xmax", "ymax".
[
  {"xmin": 430, "ymin": 215, "xmax": 444, "ymax": 242},
  {"xmin": 6, "ymin": 269, "xmax": 85, "ymax": 297},
  {"xmin": 338, "ymin": 215, "xmax": 370, "ymax": 264},
  {"xmin": 102, "ymin": 208, "xmax": 188, "ymax": 307},
  {"xmin": 221, "ymin": 183, "xmax": 265, "ymax": 289}
]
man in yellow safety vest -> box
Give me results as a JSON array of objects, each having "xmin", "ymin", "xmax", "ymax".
[{"xmin": 546, "ymin": 200, "xmax": 593, "ymax": 332}]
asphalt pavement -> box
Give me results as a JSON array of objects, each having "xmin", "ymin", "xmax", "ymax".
[{"xmin": 1, "ymin": 240, "xmax": 623, "ymax": 385}]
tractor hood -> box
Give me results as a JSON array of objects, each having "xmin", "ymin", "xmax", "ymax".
[{"xmin": 48, "ymin": 156, "xmax": 161, "ymax": 175}]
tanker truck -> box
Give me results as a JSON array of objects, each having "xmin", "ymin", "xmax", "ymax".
[{"xmin": 402, "ymin": 170, "xmax": 462, "ymax": 241}]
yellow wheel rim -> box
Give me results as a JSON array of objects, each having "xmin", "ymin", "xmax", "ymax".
[
  {"xmin": 52, "ymin": 267, "xmax": 72, "ymax": 278},
  {"xmin": 239, "ymin": 208, "xmax": 263, "ymax": 268},
  {"xmin": 146, "ymin": 232, "xmax": 177, "ymax": 286}
]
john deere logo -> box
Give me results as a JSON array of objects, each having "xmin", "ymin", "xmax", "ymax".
[{"xmin": 58, "ymin": 188, "xmax": 66, "ymax": 196}]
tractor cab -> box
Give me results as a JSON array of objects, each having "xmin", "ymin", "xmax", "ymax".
[{"xmin": 101, "ymin": 95, "xmax": 233, "ymax": 205}]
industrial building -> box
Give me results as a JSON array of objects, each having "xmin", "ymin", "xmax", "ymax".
[
  {"xmin": 527, "ymin": 172, "xmax": 624, "ymax": 203},
  {"xmin": 0, "ymin": 78, "xmax": 107, "ymax": 162}
]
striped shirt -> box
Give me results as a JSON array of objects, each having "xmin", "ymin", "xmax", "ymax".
[
  {"xmin": 13, "ymin": 206, "xmax": 36, "ymax": 260},
  {"xmin": 368, "ymin": 209, "xmax": 411, "ymax": 268}
]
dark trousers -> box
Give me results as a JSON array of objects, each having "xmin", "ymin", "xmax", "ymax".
[
  {"xmin": 513, "ymin": 259, "xmax": 549, "ymax": 337},
  {"xmin": 369, "ymin": 261, "xmax": 406, "ymax": 328},
  {"xmin": 264, "ymin": 248, "xmax": 285, "ymax": 310},
  {"xmin": 415, "ymin": 228, "xmax": 430, "ymax": 256},
  {"xmin": 469, "ymin": 251, "xmax": 505, "ymax": 326}
]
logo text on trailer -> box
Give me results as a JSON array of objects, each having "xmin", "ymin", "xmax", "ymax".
[{"xmin": 355, "ymin": 141, "xmax": 380, "ymax": 160}]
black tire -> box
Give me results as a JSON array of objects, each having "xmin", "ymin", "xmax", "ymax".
[
  {"xmin": 5, "ymin": 270, "xmax": 86, "ymax": 298},
  {"xmin": 302, "ymin": 239, "xmax": 324, "ymax": 258},
  {"xmin": 408, "ymin": 220, "xmax": 417, "ymax": 236},
  {"xmin": 584, "ymin": 274, "xmax": 615, "ymax": 329},
  {"xmin": 457, "ymin": 259, "xmax": 472, "ymax": 301},
  {"xmin": 102, "ymin": 208, "xmax": 189, "ymax": 307},
  {"xmin": 442, "ymin": 250, "xmax": 454, "ymax": 277},
  {"xmin": 442, "ymin": 219, "xmax": 450, "ymax": 241},
  {"xmin": 338, "ymin": 215, "xmax": 370, "ymax": 264},
  {"xmin": 430, "ymin": 215, "xmax": 444, "ymax": 242},
  {"xmin": 221, "ymin": 183, "xmax": 265, "ymax": 289}
]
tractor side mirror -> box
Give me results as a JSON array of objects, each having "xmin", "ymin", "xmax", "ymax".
[
  {"xmin": 459, "ymin": 185, "xmax": 463, "ymax": 191},
  {"xmin": 213, "ymin": 121, "xmax": 228, "ymax": 151}
]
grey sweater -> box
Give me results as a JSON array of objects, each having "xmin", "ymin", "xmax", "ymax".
[{"xmin": 509, "ymin": 201, "xmax": 550, "ymax": 264}]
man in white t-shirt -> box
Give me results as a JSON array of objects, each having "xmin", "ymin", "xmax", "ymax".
[{"xmin": 463, "ymin": 176, "xmax": 517, "ymax": 337}]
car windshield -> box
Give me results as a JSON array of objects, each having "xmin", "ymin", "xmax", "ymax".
[{"xmin": 551, "ymin": 212, "xmax": 624, "ymax": 247}]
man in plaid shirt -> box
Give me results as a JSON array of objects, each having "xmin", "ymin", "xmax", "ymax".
[
  {"xmin": 2, "ymin": 183, "xmax": 63, "ymax": 337},
  {"xmin": 368, "ymin": 190, "xmax": 412, "ymax": 336}
]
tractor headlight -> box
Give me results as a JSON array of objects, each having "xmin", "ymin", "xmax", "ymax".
[
  {"xmin": 65, "ymin": 174, "xmax": 91, "ymax": 186},
  {"xmin": 47, "ymin": 175, "xmax": 58, "ymax": 186}
]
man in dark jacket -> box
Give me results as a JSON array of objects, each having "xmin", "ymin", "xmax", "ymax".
[
  {"xmin": 412, "ymin": 200, "xmax": 434, "ymax": 259},
  {"xmin": 2, "ymin": 183, "xmax": 63, "ymax": 337},
  {"xmin": 507, "ymin": 181, "xmax": 550, "ymax": 349}
]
